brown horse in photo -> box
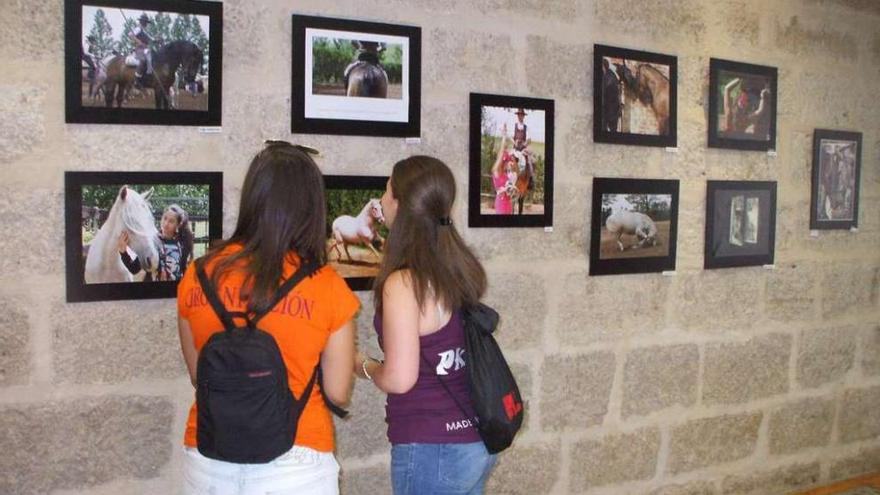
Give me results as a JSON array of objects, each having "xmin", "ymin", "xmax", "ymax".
[
  {"xmin": 616, "ymin": 62, "xmax": 670, "ymax": 135},
  {"xmin": 344, "ymin": 41, "xmax": 388, "ymax": 98}
]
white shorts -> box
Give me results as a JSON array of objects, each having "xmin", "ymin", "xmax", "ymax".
[{"xmin": 183, "ymin": 445, "xmax": 340, "ymax": 495}]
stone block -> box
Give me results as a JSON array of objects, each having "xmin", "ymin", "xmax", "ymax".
[
  {"xmin": 52, "ymin": 299, "xmax": 183, "ymax": 384},
  {"xmin": 0, "ymin": 187, "xmax": 64, "ymax": 278},
  {"xmin": 874, "ymin": 33, "xmax": 880, "ymax": 63},
  {"xmin": 718, "ymin": 1, "xmax": 760, "ymax": 47},
  {"xmin": 0, "ymin": 0, "xmax": 62, "ymax": 60},
  {"xmin": 703, "ymin": 333, "xmax": 791, "ymax": 405},
  {"xmin": 525, "ymin": 36, "xmax": 590, "ymax": 101},
  {"xmin": 672, "ymin": 270, "xmax": 763, "ymax": 333},
  {"xmin": 839, "ymin": 386, "xmax": 880, "ymax": 443},
  {"xmin": 649, "ymin": 481, "xmax": 717, "ymax": 495},
  {"xmin": 829, "ymin": 446, "xmax": 880, "ymax": 481},
  {"xmin": 485, "ymin": 442, "xmax": 561, "ymax": 494},
  {"xmin": 508, "ymin": 361, "xmax": 533, "ymax": 412},
  {"xmin": 340, "ymin": 464, "xmax": 391, "ymax": 495},
  {"xmin": 0, "ymin": 396, "xmax": 173, "ymax": 495},
  {"xmin": 475, "ymin": 0, "xmax": 582, "ymax": 20},
  {"xmin": 863, "ymin": 325, "xmax": 880, "ymax": 376},
  {"xmin": 224, "ymin": 1, "xmax": 270, "ymax": 70},
  {"xmin": 425, "ymin": 29, "xmax": 514, "ymax": 94},
  {"xmin": 570, "ymin": 428, "xmax": 661, "ymax": 490},
  {"xmin": 335, "ymin": 380, "xmax": 391, "ymax": 460},
  {"xmin": 0, "ymin": 85, "xmax": 46, "ymax": 165},
  {"xmin": 485, "ymin": 272, "xmax": 547, "ymax": 351},
  {"xmin": 668, "ymin": 412, "xmax": 762, "ymax": 474},
  {"xmin": 765, "ymin": 263, "xmax": 819, "ymax": 322},
  {"xmin": 797, "ymin": 326, "xmax": 857, "ymax": 389},
  {"xmin": 822, "ymin": 263, "xmax": 878, "ymax": 319},
  {"xmin": 721, "ymin": 462, "xmax": 820, "ymax": 495},
  {"xmin": 768, "ymin": 398, "xmax": 834, "ymax": 454},
  {"xmin": 0, "ymin": 295, "xmax": 29, "ymax": 386},
  {"xmin": 774, "ymin": 15, "xmax": 857, "ymax": 60},
  {"xmin": 540, "ymin": 352, "xmax": 615, "ymax": 430},
  {"xmin": 594, "ymin": 0, "xmax": 706, "ymax": 43},
  {"xmin": 622, "ymin": 344, "xmax": 699, "ymax": 418},
  {"xmin": 557, "ymin": 272, "xmax": 671, "ymax": 345}
]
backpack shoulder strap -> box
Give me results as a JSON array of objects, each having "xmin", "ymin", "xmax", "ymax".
[
  {"xmin": 250, "ymin": 259, "xmax": 319, "ymax": 326},
  {"xmin": 317, "ymin": 364, "xmax": 348, "ymax": 418},
  {"xmin": 195, "ymin": 259, "xmax": 238, "ymax": 331},
  {"xmin": 420, "ymin": 350, "xmax": 472, "ymax": 422}
]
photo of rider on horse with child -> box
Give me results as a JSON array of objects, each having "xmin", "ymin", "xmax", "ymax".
[
  {"xmin": 311, "ymin": 36, "xmax": 404, "ymax": 99},
  {"xmin": 80, "ymin": 7, "xmax": 209, "ymax": 111},
  {"xmin": 480, "ymin": 106, "xmax": 546, "ymax": 215}
]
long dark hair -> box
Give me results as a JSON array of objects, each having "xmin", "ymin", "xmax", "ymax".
[
  {"xmin": 373, "ymin": 155, "xmax": 486, "ymax": 312},
  {"xmin": 165, "ymin": 204, "xmax": 194, "ymax": 273},
  {"xmin": 203, "ymin": 143, "xmax": 327, "ymax": 314}
]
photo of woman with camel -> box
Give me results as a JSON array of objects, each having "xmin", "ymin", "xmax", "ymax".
[
  {"xmin": 292, "ymin": 15, "xmax": 421, "ymax": 137},
  {"xmin": 65, "ymin": 0, "xmax": 222, "ymax": 126},
  {"xmin": 65, "ymin": 172, "xmax": 222, "ymax": 302},
  {"xmin": 324, "ymin": 175, "xmax": 390, "ymax": 290},
  {"xmin": 593, "ymin": 44, "xmax": 678, "ymax": 147},
  {"xmin": 469, "ymin": 93, "xmax": 555, "ymax": 228}
]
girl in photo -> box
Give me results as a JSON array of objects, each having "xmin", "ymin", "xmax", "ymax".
[{"xmin": 117, "ymin": 204, "xmax": 194, "ymax": 281}]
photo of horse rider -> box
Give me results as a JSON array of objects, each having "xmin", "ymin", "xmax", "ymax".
[
  {"xmin": 311, "ymin": 36, "xmax": 404, "ymax": 99},
  {"xmin": 130, "ymin": 13, "xmax": 154, "ymax": 84}
]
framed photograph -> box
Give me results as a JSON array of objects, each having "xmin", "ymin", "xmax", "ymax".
[
  {"xmin": 468, "ymin": 93, "xmax": 554, "ymax": 228},
  {"xmin": 705, "ymin": 181, "xmax": 777, "ymax": 269},
  {"xmin": 324, "ymin": 175, "xmax": 389, "ymax": 291},
  {"xmin": 64, "ymin": 0, "xmax": 222, "ymax": 126},
  {"xmin": 593, "ymin": 44, "xmax": 677, "ymax": 147},
  {"xmin": 589, "ymin": 178, "xmax": 679, "ymax": 276},
  {"xmin": 708, "ymin": 58, "xmax": 777, "ymax": 151},
  {"xmin": 291, "ymin": 15, "xmax": 421, "ymax": 137},
  {"xmin": 65, "ymin": 171, "xmax": 223, "ymax": 302},
  {"xmin": 810, "ymin": 129, "xmax": 862, "ymax": 230}
]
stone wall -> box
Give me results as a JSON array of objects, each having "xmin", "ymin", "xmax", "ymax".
[{"xmin": 1, "ymin": 0, "xmax": 878, "ymax": 493}]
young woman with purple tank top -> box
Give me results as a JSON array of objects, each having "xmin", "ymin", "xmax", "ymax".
[{"xmin": 354, "ymin": 155, "xmax": 496, "ymax": 494}]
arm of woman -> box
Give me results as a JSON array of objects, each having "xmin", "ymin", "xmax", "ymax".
[
  {"xmin": 320, "ymin": 319, "xmax": 356, "ymax": 406},
  {"xmin": 178, "ymin": 315, "xmax": 198, "ymax": 387},
  {"xmin": 722, "ymin": 78, "xmax": 740, "ymax": 130},
  {"xmin": 363, "ymin": 270, "xmax": 421, "ymax": 395},
  {"xmin": 491, "ymin": 125, "xmax": 509, "ymax": 177}
]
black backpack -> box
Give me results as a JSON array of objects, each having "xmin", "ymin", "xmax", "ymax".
[
  {"xmin": 194, "ymin": 259, "xmax": 347, "ymax": 464},
  {"xmin": 427, "ymin": 303, "xmax": 524, "ymax": 454}
]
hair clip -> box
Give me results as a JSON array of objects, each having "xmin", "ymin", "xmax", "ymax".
[
  {"xmin": 262, "ymin": 139, "xmax": 320, "ymax": 156},
  {"xmin": 439, "ymin": 217, "xmax": 453, "ymax": 226}
]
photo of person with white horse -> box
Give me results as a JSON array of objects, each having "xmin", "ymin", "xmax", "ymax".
[
  {"xmin": 80, "ymin": 184, "xmax": 210, "ymax": 285},
  {"xmin": 324, "ymin": 176, "xmax": 390, "ymax": 285},
  {"xmin": 478, "ymin": 105, "xmax": 546, "ymax": 216},
  {"xmin": 79, "ymin": 5, "xmax": 210, "ymax": 111}
]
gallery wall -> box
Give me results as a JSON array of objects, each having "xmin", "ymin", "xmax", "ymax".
[{"xmin": 1, "ymin": 0, "xmax": 879, "ymax": 493}]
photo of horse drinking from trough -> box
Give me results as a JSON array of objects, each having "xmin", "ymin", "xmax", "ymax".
[
  {"xmin": 598, "ymin": 193, "xmax": 673, "ymax": 260},
  {"xmin": 79, "ymin": 6, "xmax": 210, "ymax": 111},
  {"xmin": 324, "ymin": 177, "xmax": 390, "ymax": 289}
]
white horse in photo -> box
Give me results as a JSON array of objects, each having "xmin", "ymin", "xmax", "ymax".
[
  {"xmin": 606, "ymin": 210, "xmax": 658, "ymax": 251},
  {"xmin": 329, "ymin": 198, "xmax": 385, "ymax": 262},
  {"xmin": 84, "ymin": 186, "xmax": 161, "ymax": 283}
]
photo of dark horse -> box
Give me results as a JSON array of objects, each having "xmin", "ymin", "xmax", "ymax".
[
  {"xmin": 101, "ymin": 40, "xmax": 204, "ymax": 110},
  {"xmin": 604, "ymin": 58, "xmax": 670, "ymax": 136},
  {"xmin": 344, "ymin": 41, "xmax": 388, "ymax": 98},
  {"xmin": 311, "ymin": 37, "xmax": 403, "ymax": 99}
]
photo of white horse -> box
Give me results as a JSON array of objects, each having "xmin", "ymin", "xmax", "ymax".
[
  {"xmin": 325, "ymin": 186, "xmax": 388, "ymax": 282},
  {"xmin": 598, "ymin": 193, "xmax": 672, "ymax": 260}
]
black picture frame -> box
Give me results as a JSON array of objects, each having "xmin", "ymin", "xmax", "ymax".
[
  {"xmin": 65, "ymin": 171, "xmax": 223, "ymax": 302},
  {"xmin": 593, "ymin": 44, "xmax": 677, "ymax": 148},
  {"xmin": 589, "ymin": 178, "xmax": 679, "ymax": 276},
  {"xmin": 324, "ymin": 175, "xmax": 389, "ymax": 291},
  {"xmin": 291, "ymin": 15, "xmax": 421, "ymax": 137},
  {"xmin": 810, "ymin": 129, "xmax": 862, "ymax": 230},
  {"xmin": 708, "ymin": 58, "xmax": 777, "ymax": 151},
  {"xmin": 704, "ymin": 180, "xmax": 777, "ymax": 269},
  {"xmin": 468, "ymin": 93, "xmax": 555, "ymax": 228},
  {"xmin": 64, "ymin": 0, "xmax": 223, "ymax": 126}
]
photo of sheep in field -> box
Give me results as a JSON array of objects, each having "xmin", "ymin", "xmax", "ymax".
[
  {"xmin": 598, "ymin": 194, "xmax": 672, "ymax": 260},
  {"xmin": 324, "ymin": 175, "xmax": 389, "ymax": 290},
  {"xmin": 589, "ymin": 178, "xmax": 679, "ymax": 276}
]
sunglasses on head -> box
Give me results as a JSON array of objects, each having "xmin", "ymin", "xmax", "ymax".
[{"xmin": 262, "ymin": 139, "xmax": 320, "ymax": 156}]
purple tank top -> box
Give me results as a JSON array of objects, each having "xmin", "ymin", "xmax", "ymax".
[{"xmin": 375, "ymin": 311, "xmax": 480, "ymax": 444}]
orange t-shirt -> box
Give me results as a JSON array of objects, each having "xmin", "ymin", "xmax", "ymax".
[{"xmin": 177, "ymin": 245, "xmax": 360, "ymax": 452}]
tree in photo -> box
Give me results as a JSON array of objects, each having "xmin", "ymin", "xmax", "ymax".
[{"xmin": 87, "ymin": 9, "xmax": 115, "ymax": 59}]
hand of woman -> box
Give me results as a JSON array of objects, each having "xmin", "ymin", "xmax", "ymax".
[{"xmin": 117, "ymin": 230, "xmax": 130, "ymax": 254}]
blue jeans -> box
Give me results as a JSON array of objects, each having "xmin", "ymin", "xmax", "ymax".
[{"xmin": 391, "ymin": 442, "xmax": 496, "ymax": 495}]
